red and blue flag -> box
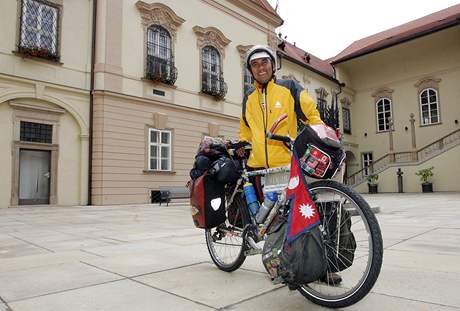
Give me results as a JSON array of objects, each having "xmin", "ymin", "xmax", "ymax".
[{"xmin": 285, "ymin": 150, "xmax": 320, "ymax": 243}]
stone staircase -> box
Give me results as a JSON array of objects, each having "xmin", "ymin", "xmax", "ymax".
[{"xmin": 346, "ymin": 128, "xmax": 460, "ymax": 187}]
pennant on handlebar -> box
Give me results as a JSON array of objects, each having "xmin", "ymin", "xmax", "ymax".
[{"xmin": 285, "ymin": 150, "xmax": 320, "ymax": 244}]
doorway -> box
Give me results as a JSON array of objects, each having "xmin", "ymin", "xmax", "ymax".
[{"xmin": 18, "ymin": 149, "xmax": 51, "ymax": 205}]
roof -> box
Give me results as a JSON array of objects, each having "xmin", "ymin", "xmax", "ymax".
[
  {"xmin": 277, "ymin": 40, "xmax": 336, "ymax": 81},
  {"xmin": 249, "ymin": 0, "xmax": 278, "ymax": 16},
  {"xmin": 330, "ymin": 4, "xmax": 460, "ymax": 64}
]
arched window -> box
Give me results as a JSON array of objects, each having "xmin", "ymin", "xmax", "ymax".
[
  {"xmin": 376, "ymin": 98, "xmax": 392, "ymax": 132},
  {"xmin": 202, "ymin": 46, "xmax": 225, "ymax": 98},
  {"xmin": 420, "ymin": 88, "xmax": 440, "ymax": 125},
  {"xmin": 146, "ymin": 25, "xmax": 176, "ymax": 84}
]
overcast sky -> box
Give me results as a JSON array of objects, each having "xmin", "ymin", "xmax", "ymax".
[{"xmin": 266, "ymin": 0, "xmax": 459, "ymax": 60}]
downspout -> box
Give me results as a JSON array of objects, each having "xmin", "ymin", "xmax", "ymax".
[{"xmin": 88, "ymin": 0, "xmax": 97, "ymax": 205}]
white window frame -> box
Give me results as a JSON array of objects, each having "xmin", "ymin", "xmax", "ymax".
[
  {"xmin": 20, "ymin": 0, "xmax": 58, "ymax": 54},
  {"xmin": 419, "ymin": 88, "xmax": 440, "ymax": 126},
  {"xmin": 147, "ymin": 25, "xmax": 172, "ymax": 61},
  {"xmin": 148, "ymin": 129, "xmax": 172, "ymax": 171},
  {"xmin": 202, "ymin": 46, "xmax": 221, "ymax": 92},
  {"xmin": 376, "ymin": 98, "xmax": 392, "ymax": 132},
  {"xmin": 362, "ymin": 152, "xmax": 373, "ymax": 176}
]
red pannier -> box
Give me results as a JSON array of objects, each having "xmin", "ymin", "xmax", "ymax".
[{"xmin": 188, "ymin": 173, "xmax": 226, "ymax": 229}]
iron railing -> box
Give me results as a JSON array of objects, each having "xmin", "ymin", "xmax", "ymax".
[
  {"xmin": 202, "ymin": 73, "xmax": 227, "ymax": 99},
  {"xmin": 146, "ymin": 55, "xmax": 177, "ymax": 85}
]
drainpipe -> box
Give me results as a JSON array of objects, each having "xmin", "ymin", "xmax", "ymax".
[{"xmin": 88, "ymin": 0, "xmax": 97, "ymax": 205}]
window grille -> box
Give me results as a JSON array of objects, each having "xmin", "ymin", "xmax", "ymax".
[
  {"xmin": 20, "ymin": 121, "xmax": 53, "ymax": 144},
  {"xmin": 201, "ymin": 46, "xmax": 227, "ymax": 99},
  {"xmin": 19, "ymin": 0, "xmax": 59, "ymax": 60},
  {"xmin": 420, "ymin": 88, "xmax": 440, "ymax": 125},
  {"xmin": 317, "ymin": 97, "xmax": 328, "ymax": 121},
  {"xmin": 149, "ymin": 129, "xmax": 172, "ymax": 171},
  {"xmin": 376, "ymin": 98, "xmax": 392, "ymax": 132},
  {"xmin": 342, "ymin": 107, "xmax": 351, "ymax": 134},
  {"xmin": 146, "ymin": 25, "xmax": 177, "ymax": 85},
  {"xmin": 243, "ymin": 68, "xmax": 253, "ymax": 95}
]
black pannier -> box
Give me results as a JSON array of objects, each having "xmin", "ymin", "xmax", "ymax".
[
  {"xmin": 319, "ymin": 201, "xmax": 357, "ymax": 272},
  {"xmin": 294, "ymin": 125, "xmax": 346, "ymax": 179},
  {"xmin": 189, "ymin": 173, "xmax": 226, "ymax": 229}
]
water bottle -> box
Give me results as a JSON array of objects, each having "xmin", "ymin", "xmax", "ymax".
[
  {"xmin": 255, "ymin": 191, "xmax": 278, "ymax": 223},
  {"xmin": 243, "ymin": 182, "xmax": 260, "ymax": 216}
]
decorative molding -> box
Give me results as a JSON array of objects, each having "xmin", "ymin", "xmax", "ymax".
[
  {"xmin": 267, "ymin": 31, "xmax": 279, "ymax": 52},
  {"xmin": 193, "ymin": 26, "xmax": 231, "ymax": 57},
  {"xmin": 315, "ymin": 87, "xmax": 329, "ymax": 99},
  {"xmin": 372, "ymin": 87, "xmax": 394, "ymax": 100},
  {"xmin": 237, "ymin": 44, "xmax": 253, "ymax": 65},
  {"xmin": 135, "ymin": 1, "xmax": 185, "ymax": 40},
  {"xmin": 281, "ymin": 74, "xmax": 300, "ymax": 83},
  {"xmin": 340, "ymin": 96, "xmax": 351, "ymax": 106},
  {"xmin": 153, "ymin": 112, "xmax": 168, "ymax": 129},
  {"xmin": 414, "ymin": 76, "xmax": 442, "ymax": 93},
  {"xmin": 208, "ymin": 122, "xmax": 220, "ymax": 137}
]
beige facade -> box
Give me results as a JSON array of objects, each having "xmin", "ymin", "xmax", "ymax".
[
  {"xmin": 335, "ymin": 25, "xmax": 460, "ymax": 192},
  {"xmin": 91, "ymin": 0, "xmax": 282, "ymax": 205},
  {"xmin": 0, "ymin": 0, "xmax": 92, "ymax": 207}
]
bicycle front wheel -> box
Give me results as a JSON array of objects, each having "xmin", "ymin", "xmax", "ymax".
[
  {"xmin": 205, "ymin": 194, "xmax": 248, "ymax": 272},
  {"xmin": 297, "ymin": 180, "xmax": 383, "ymax": 308}
]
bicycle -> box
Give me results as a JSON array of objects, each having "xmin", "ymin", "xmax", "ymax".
[{"xmin": 203, "ymin": 116, "xmax": 383, "ymax": 308}]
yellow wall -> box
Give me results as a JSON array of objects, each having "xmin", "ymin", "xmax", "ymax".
[{"xmin": 336, "ymin": 26, "xmax": 460, "ymax": 190}]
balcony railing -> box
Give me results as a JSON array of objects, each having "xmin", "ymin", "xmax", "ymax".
[
  {"xmin": 146, "ymin": 55, "xmax": 177, "ymax": 85},
  {"xmin": 201, "ymin": 73, "xmax": 227, "ymax": 99}
]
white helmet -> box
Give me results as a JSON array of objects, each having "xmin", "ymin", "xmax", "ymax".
[{"xmin": 245, "ymin": 45, "xmax": 277, "ymax": 74}]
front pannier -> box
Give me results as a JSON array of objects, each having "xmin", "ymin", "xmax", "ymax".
[
  {"xmin": 294, "ymin": 125, "xmax": 346, "ymax": 179},
  {"xmin": 189, "ymin": 173, "xmax": 226, "ymax": 229}
]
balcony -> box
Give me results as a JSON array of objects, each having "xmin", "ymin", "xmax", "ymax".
[
  {"xmin": 146, "ymin": 55, "xmax": 177, "ymax": 85},
  {"xmin": 201, "ymin": 73, "xmax": 227, "ymax": 100}
]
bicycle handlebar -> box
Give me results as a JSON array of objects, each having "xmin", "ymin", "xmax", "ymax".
[{"xmin": 266, "ymin": 133, "xmax": 292, "ymax": 144}]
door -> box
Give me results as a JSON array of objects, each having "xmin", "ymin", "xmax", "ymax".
[{"xmin": 19, "ymin": 149, "xmax": 51, "ymax": 205}]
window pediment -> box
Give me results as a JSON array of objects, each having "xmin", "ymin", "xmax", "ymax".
[
  {"xmin": 414, "ymin": 77, "xmax": 441, "ymax": 93},
  {"xmin": 372, "ymin": 87, "xmax": 394, "ymax": 101},
  {"xmin": 315, "ymin": 87, "xmax": 329, "ymax": 99},
  {"xmin": 135, "ymin": 1, "xmax": 185, "ymax": 39},
  {"xmin": 340, "ymin": 97, "xmax": 351, "ymax": 106},
  {"xmin": 193, "ymin": 26, "xmax": 230, "ymax": 57}
]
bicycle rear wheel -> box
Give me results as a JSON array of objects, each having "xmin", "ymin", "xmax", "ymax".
[
  {"xmin": 205, "ymin": 194, "xmax": 249, "ymax": 272},
  {"xmin": 297, "ymin": 180, "xmax": 383, "ymax": 308}
]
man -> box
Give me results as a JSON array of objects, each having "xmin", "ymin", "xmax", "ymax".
[
  {"xmin": 239, "ymin": 45, "xmax": 323, "ymax": 168},
  {"xmin": 239, "ymin": 45, "xmax": 342, "ymax": 285}
]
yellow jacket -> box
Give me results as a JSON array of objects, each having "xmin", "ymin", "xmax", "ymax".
[{"xmin": 239, "ymin": 78, "xmax": 323, "ymax": 168}]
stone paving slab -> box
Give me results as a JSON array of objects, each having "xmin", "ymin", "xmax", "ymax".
[
  {"xmin": 0, "ymin": 262, "xmax": 122, "ymax": 302},
  {"xmin": 372, "ymin": 264, "xmax": 460, "ymax": 307},
  {"xmin": 8, "ymin": 279, "xmax": 213, "ymax": 311},
  {"xmin": 134, "ymin": 262, "xmax": 283, "ymax": 309},
  {"xmin": 383, "ymin": 249, "xmax": 460, "ymax": 273},
  {"xmin": 0, "ymin": 193, "xmax": 459, "ymax": 310},
  {"xmin": 81, "ymin": 244, "xmax": 210, "ymax": 277},
  {"xmin": 225, "ymin": 286, "xmax": 460, "ymax": 311},
  {"xmin": 0, "ymin": 250, "xmax": 101, "ymax": 274}
]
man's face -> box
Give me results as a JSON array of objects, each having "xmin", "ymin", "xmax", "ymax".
[{"xmin": 250, "ymin": 57, "xmax": 273, "ymax": 84}]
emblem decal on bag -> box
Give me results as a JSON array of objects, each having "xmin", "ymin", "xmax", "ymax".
[{"xmin": 211, "ymin": 198, "xmax": 222, "ymax": 211}]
